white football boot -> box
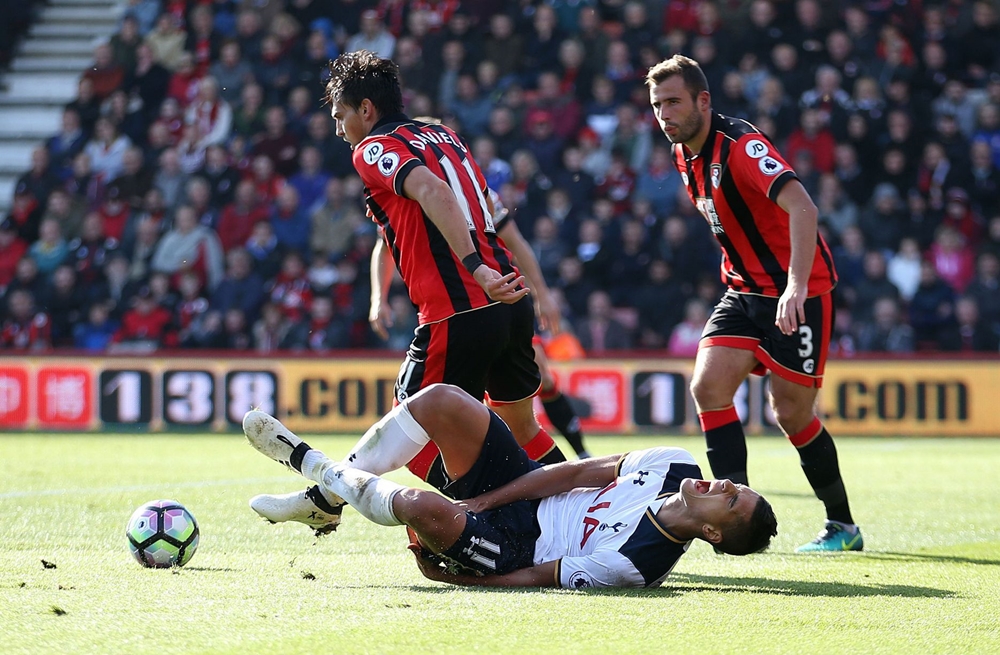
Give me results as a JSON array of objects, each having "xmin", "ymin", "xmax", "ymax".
[
  {"xmin": 242, "ymin": 409, "xmax": 313, "ymax": 473},
  {"xmin": 250, "ymin": 486, "xmax": 344, "ymax": 537}
]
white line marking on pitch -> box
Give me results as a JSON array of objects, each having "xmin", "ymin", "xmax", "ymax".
[{"xmin": 0, "ymin": 477, "xmax": 292, "ymax": 499}]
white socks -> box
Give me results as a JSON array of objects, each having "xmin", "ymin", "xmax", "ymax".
[
  {"xmin": 344, "ymin": 400, "xmax": 430, "ymax": 475},
  {"xmin": 296, "ymin": 399, "xmax": 429, "ymax": 525},
  {"xmin": 316, "ymin": 463, "xmax": 406, "ymax": 527}
]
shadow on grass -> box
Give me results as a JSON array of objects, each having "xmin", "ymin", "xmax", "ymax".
[
  {"xmin": 379, "ymin": 574, "xmax": 952, "ymax": 598},
  {"xmin": 855, "ymin": 551, "xmax": 1000, "ymax": 567},
  {"xmin": 663, "ymin": 573, "xmax": 955, "ymax": 598}
]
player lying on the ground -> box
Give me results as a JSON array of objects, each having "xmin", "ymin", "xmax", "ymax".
[{"xmin": 243, "ymin": 384, "xmax": 777, "ymax": 588}]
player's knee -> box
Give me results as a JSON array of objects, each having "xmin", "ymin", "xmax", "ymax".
[
  {"xmin": 769, "ymin": 394, "xmax": 812, "ymax": 432},
  {"xmin": 690, "ymin": 375, "xmax": 724, "ymax": 409}
]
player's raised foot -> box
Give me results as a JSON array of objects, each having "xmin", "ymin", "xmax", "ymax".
[
  {"xmin": 242, "ymin": 409, "xmax": 313, "ymax": 474},
  {"xmin": 795, "ymin": 521, "xmax": 864, "ymax": 553},
  {"xmin": 250, "ymin": 485, "xmax": 345, "ymax": 537}
]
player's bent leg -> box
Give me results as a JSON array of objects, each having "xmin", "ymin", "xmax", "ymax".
[
  {"xmin": 767, "ymin": 375, "xmax": 862, "ymax": 553},
  {"xmin": 490, "ymin": 397, "xmax": 566, "ymax": 465},
  {"xmin": 406, "ymin": 384, "xmax": 493, "ymax": 481},
  {"xmin": 691, "ymin": 346, "xmax": 758, "ymax": 486}
]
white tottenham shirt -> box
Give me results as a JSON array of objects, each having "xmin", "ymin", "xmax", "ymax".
[{"xmin": 533, "ymin": 447, "xmax": 703, "ymax": 588}]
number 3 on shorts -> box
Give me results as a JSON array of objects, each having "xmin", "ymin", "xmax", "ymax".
[{"xmin": 797, "ymin": 325, "xmax": 813, "ymax": 358}]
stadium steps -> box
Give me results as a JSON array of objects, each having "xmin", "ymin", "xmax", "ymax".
[{"xmin": 0, "ymin": 0, "xmax": 118, "ymax": 213}]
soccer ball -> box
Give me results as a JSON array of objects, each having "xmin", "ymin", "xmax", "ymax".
[{"xmin": 126, "ymin": 500, "xmax": 200, "ymax": 568}]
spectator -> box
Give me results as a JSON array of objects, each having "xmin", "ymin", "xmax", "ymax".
[
  {"xmin": 111, "ymin": 286, "xmax": 175, "ymax": 350},
  {"xmin": 184, "ymin": 77, "xmax": 232, "ymax": 149},
  {"xmin": 929, "ymin": 225, "xmax": 976, "ymax": 293},
  {"xmin": 574, "ymin": 289, "xmax": 632, "ymax": 353},
  {"xmin": 66, "ymin": 77, "xmax": 101, "ymax": 137},
  {"xmin": 110, "ymin": 147, "xmax": 153, "ymax": 211},
  {"xmin": 245, "ymin": 220, "xmax": 284, "ymax": 281},
  {"xmin": 0, "ymin": 288, "xmax": 51, "ymax": 351},
  {"xmin": 197, "ymin": 144, "xmax": 240, "ymax": 210},
  {"xmin": 858, "ymin": 183, "xmax": 907, "ymax": 254},
  {"xmin": 210, "ymin": 40, "xmax": 253, "ymax": 107},
  {"xmin": 17, "ymin": 148, "xmax": 60, "ymax": 208},
  {"xmin": 145, "ymin": 14, "xmax": 187, "ymax": 71},
  {"xmin": 856, "ymin": 297, "xmax": 915, "ymax": 353},
  {"xmin": 252, "ymin": 107, "xmax": 300, "ymax": 177},
  {"xmin": 910, "ymin": 260, "xmax": 958, "ymax": 350},
  {"xmin": 221, "ymin": 308, "xmax": 252, "ymax": 350},
  {"xmin": 969, "ymin": 139, "xmax": 1000, "ymax": 216},
  {"xmin": 46, "ymin": 264, "xmax": 86, "ymax": 346},
  {"xmin": 128, "ymin": 44, "xmax": 171, "ymax": 124},
  {"xmin": 284, "ymin": 294, "xmax": 350, "ymax": 352},
  {"xmin": 73, "ymin": 301, "xmax": 119, "ymax": 351},
  {"xmin": 211, "ymin": 248, "xmax": 265, "ymax": 322},
  {"xmin": 46, "ymin": 109, "xmax": 88, "ymax": 177},
  {"xmin": 287, "ymin": 146, "xmax": 329, "ymax": 216},
  {"xmin": 110, "ymin": 15, "xmax": 142, "ymax": 75},
  {"xmin": 28, "ymin": 219, "xmax": 69, "ymax": 278},
  {"xmin": 345, "ymin": 9, "xmax": 395, "ymax": 59},
  {"xmin": 786, "ymin": 108, "xmax": 836, "ymax": 174},
  {"xmin": 966, "ymin": 252, "xmax": 1000, "ymax": 330},
  {"xmin": 0, "ymin": 218, "xmax": 28, "ymax": 289},
  {"xmin": 83, "ymin": 43, "xmax": 126, "ymax": 101},
  {"xmin": 269, "ymin": 186, "xmax": 310, "ymax": 253},
  {"xmin": 482, "ymin": 13, "xmax": 522, "ymax": 81},
  {"xmin": 121, "ymin": 0, "xmax": 160, "ymax": 36},
  {"xmin": 254, "ymin": 34, "xmax": 296, "ymax": 104},
  {"xmin": 310, "ymin": 177, "xmax": 363, "ymax": 259},
  {"xmin": 853, "ymin": 251, "xmax": 900, "ymax": 321},
  {"xmin": 887, "ymin": 237, "xmax": 923, "ymax": 302},
  {"xmin": 267, "ymin": 251, "xmax": 312, "ymax": 322},
  {"xmin": 252, "ymin": 302, "xmax": 292, "ymax": 353},
  {"xmin": 942, "ymin": 296, "xmax": 1000, "ymax": 352},
  {"xmin": 85, "ymin": 118, "xmax": 133, "ymax": 182},
  {"xmin": 217, "ymin": 179, "xmax": 269, "ymax": 252},
  {"xmin": 668, "ymin": 298, "xmax": 709, "ymax": 357},
  {"xmin": 150, "ymin": 205, "xmax": 225, "ymax": 290}
]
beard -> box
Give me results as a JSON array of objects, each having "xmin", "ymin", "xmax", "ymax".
[{"xmin": 663, "ymin": 109, "xmax": 704, "ymax": 145}]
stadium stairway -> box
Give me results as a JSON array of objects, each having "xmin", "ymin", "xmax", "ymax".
[{"xmin": 0, "ymin": 0, "xmax": 119, "ymax": 213}]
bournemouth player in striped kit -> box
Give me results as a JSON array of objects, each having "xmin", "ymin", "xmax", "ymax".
[
  {"xmin": 246, "ymin": 51, "xmax": 567, "ymax": 534},
  {"xmin": 647, "ymin": 55, "xmax": 862, "ymax": 552}
]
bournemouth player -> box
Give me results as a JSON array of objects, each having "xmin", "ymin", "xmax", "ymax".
[
  {"xmin": 243, "ymin": 384, "xmax": 777, "ymax": 587},
  {"xmin": 331, "ymin": 52, "xmax": 564, "ymax": 483},
  {"xmin": 647, "ymin": 55, "xmax": 862, "ymax": 552},
  {"xmin": 490, "ymin": 189, "xmax": 591, "ymax": 459}
]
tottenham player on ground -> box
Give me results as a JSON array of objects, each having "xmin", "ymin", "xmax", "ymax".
[{"xmin": 243, "ymin": 385, "xmax": 777, "ymax": 588}]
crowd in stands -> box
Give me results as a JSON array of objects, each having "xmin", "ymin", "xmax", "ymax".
[{"xmin": 2, "ymin": 0, "xmax": 1000, "ymax": 356}]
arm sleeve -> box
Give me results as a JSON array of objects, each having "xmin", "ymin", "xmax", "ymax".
[
  {"xmin": 730, "ymin": 134, "xmax": 798, "ymax": 203},
  {"xmin": 353, "ymin": 136, "xmax": 423, "ymax": 198},
  {"xmin": 555, "ymin": 551, "xmax": 647, "ymax": 589}
]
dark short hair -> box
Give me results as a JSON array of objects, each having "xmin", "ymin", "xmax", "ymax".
[
  {"xmin": 717, "ymin": 495, "xmax": 778, "ymax": 556},
  {"xmin": 325, "ymin": 50, "xmax": 403, "ymax": 116},
  {"xmin": 645, "ymin": 54, "xmax": 710, "ymax": 98}
]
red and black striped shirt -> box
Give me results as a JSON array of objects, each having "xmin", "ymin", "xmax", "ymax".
[
  {"xmin": 354, "ymin": 114, "xmax": 518, "ymax": 324},
  {"xmin": 672, "ymin": 113, "xmax": 837, "ymax": 297}
]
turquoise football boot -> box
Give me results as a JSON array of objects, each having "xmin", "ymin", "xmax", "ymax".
[{"xmin": 795, "ymin": 522, "xmax": 864, "ymax": 553}]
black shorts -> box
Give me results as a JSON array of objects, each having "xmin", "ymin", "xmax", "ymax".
[
  {"xmin": 395, "ymin": 297, "xmax": 541, "ymax": 404},
  {"xmin": 700, "ymin": 289, "xmax": 835, "ymax": 388},
  {"xmin": 434, "ymin": 411, "xmax": 542, "ymax": 576}
]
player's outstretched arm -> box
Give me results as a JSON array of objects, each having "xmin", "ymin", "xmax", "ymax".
[
  {"xmin": 775, "ymin": 179, "xmax": 818, "ymax": 336},
  {"xmin": 403, "ymin": 166, "xmax": 529, "ymax": 304},
  {"xmin": 461, "ymin": 455, "xmax": 620, "ymax": 514}
]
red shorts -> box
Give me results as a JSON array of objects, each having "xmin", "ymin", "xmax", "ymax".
[{"xmin": 700, "ymin": 289, "xmax": 834, "ymax": 388}]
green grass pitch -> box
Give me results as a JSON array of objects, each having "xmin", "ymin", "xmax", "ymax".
[{"xmin": 2, "ymin": 432, "xmax": 999, "ymax": 655}]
